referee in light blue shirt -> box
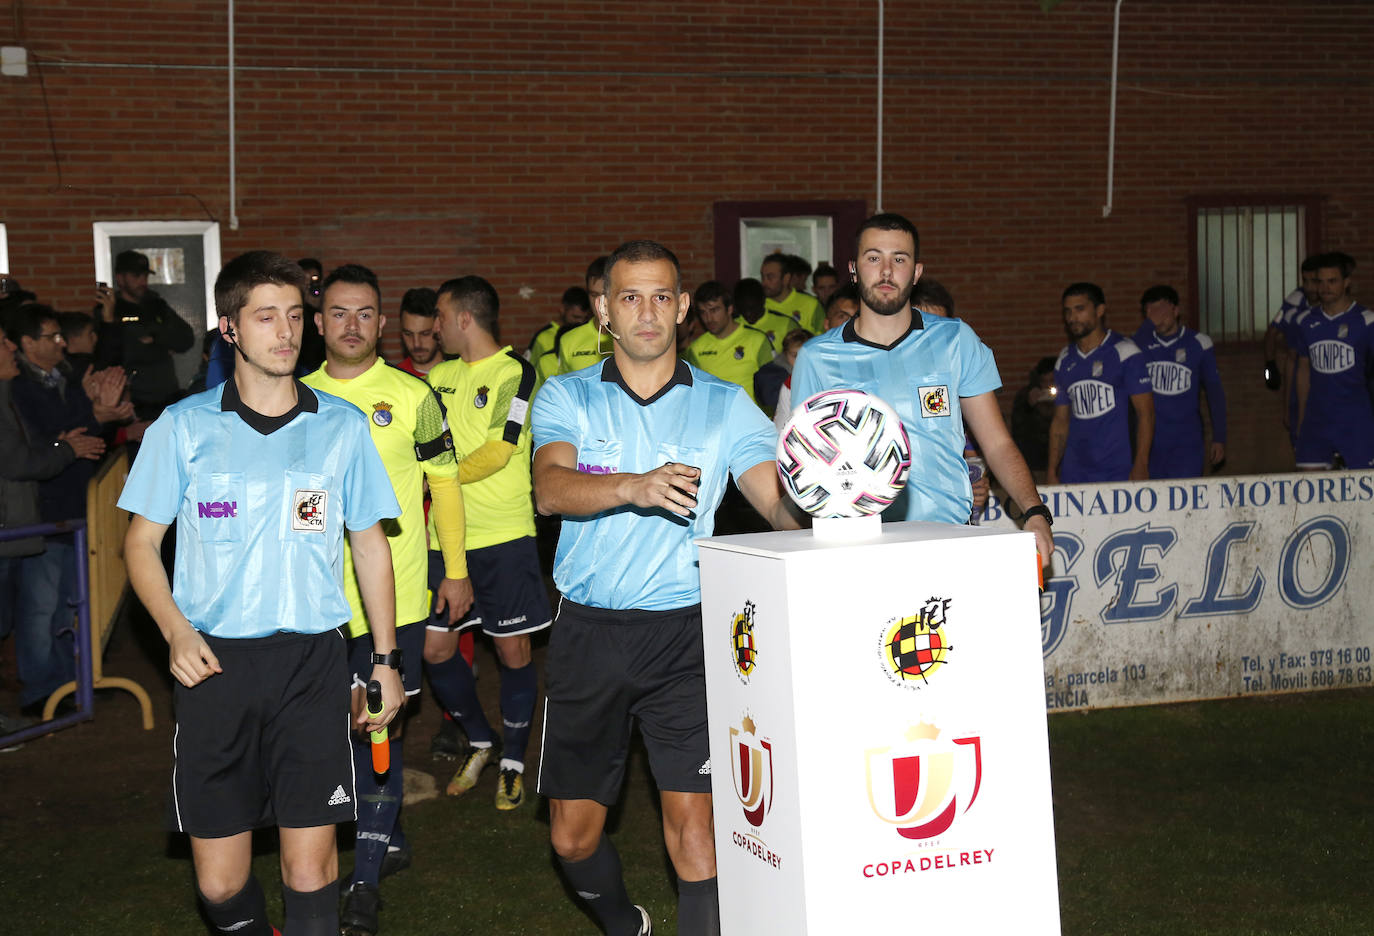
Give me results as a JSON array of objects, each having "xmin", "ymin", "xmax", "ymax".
[
  {"xmin": 119, "ymin": 251, "xmax": 403, "ymax": 936},
  {"xmin": 791, "ymin": 212, "xmax": 1053, "ymax": 561},
  {"xmin": 531, "ymin": 240, "xmax": 800, "ymax": 936}
]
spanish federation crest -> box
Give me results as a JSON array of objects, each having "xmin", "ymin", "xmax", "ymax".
[
  {"xmin": 372, "ymin": 401, "xmax": 393, "ymax": 427},
  {"xmin": 474, "ymin": 385, "xmax": 489, "ymax": 408},
  {"xmin": 878, "ymin": 596, "xmax": 953, "ymax": 690},
  {"xmin": 730, "ymin": 600, "xmax": 758, "ymax": 683},
  {"xmin": 919, "ymin": 385, "xmax": 950, "ymax": 418}
]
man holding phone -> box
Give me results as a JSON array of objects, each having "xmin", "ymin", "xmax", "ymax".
[{"xmin": 94, "ymin": 250, "xmax": 196, "ymax": 419}]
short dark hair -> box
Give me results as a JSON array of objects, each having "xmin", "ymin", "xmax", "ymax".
[
  {"xmin": 321, "ymin": 263, "xmax": 382, "ymax": 310},
  {"xmin": 733, "ymin": 278, "xmax": 765, "ymax": 319},
  {"xmin": 1300, "ymin": 253, "xmax": 1324, "ymax": 273},
  {"xmin": 604, "ymin": 240, "xmax": 682, "ymax": 296},
  {"xmin": 399, "ymin": 287, "xmax": 437, "ymax": 319},
  {"xmin": 214, "ymin": 251, "xmax": 308, "ymax": 321},
  {"xmin": 1317, "ymin": 251, "xmax": 1356, "ymax": 279},
  {"xmin": 813, "ymin": 262, "xmax": 838, "ymax": 283},
  {"xmin": 693, "ymin": 280, "xmax": 731, "ymax": 308},
  {"xmin": 560, "ymin": 286, "xmax": 591, "ymax": 313},
  {"xmin": 1139, "ymin": 284, "xmax": 1179, "ymax": 311},
  {"xmin": 297, "ymin": 257, "xmax": 323, "ymax": 277},
  {"xmin": 585, "ymin": 256, "xmax": 609, "ymax": 287},
  {"xmin": 781, "ymin": 327, "xmax": 812, "ymax": 353},
  {"xmin": 437, "ymin": 275, "xmax": 500, "ymax": 339},
  {"xmin": 854, "ymin": 212, "xmax": 920, "ymax": 260},
  {"xmin": 10, "ymin": 303, "xmax": 59, "ymax": 343},
  {"xmin": 911, "ymin": 278, "xmax": 955, "ymax": 316},
  {"xmin": 783, "ymin": 254, "xmax": 812, "ymax": 278},
  {"xmin": 1062, "ymin": 282, "xmax": 1106, "ymax": 307},
  {"xmin": 824, "ymin": 282, "xmax": 860, "ymax": 312},
  {"xmin": 58, "ymin": 311, "xmax": 95, "ymax": 342},
  {"xmin": 760, "ymin": 253, "xmax": 786, "ymax": 273}
]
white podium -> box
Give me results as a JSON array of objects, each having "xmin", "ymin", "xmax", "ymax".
[{"xmin": 698, "ymin": 520, "xmax": 1061, "ymax": 935}]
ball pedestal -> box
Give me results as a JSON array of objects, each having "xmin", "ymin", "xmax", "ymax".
[
  {"xmin": 696, "ymin": 520, "xmax": 1061, "ymax": 935},
  {"xmin": 809, "ymin": 513, "xmax": 881, "ymax": 543}
]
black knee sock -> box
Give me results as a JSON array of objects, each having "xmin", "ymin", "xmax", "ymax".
[
  {"xmin": 677, "ymin": 876, "xmax": 720, "ymax": 936},
  {"xmin": 281, "ymin": 879, "xmax": 338, "ymax": 936},
  {"xmin": 200, "ymin": 875, "xmax": 273, "ymax": 936},
  {"xmin": 557, "ymin": 835, "xmax": 642, "ymax": 935}
]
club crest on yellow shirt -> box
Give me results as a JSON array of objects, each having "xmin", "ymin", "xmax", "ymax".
[
  {"xmin": 475, "ymin": 385, "xmax": 490, "ymax": 408},
  {"xmin": 372, "ymin": 401, "xmax": 393, "ymax": 427}
]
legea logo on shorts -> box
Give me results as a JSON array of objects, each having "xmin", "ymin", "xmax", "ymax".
[
  {"xmin": 197, "ymin": 501, "xmax": 237, "ymax": 518},
  {"xmin": 865, "ymin": 720, "xmax": 982, "ymax": 840},
  {"xmin": 730, "ymin": 600, "xmax": 758, "ymax": 684}
]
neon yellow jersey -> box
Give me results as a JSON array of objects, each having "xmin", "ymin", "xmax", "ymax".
[
  {"xmin": 428, "ymin": 348, "xmax": 537, "ymax": 549},
  {"xmin": 526, "ymin": 320, "xmax": 559, "ymax": 364},
  {"xmin": 533, "ymin": 347, "xmax": 560, "ymax": 399},
  {"xmin": 557, "ymin": 320, "xmax": 614, "ymax": 374},
  {"xmin": 302, "ymin": 358, "xmax": 457, "ymax": 636},
  {"xmin": 737, "ymin": 311, "xmax": 801, "ymax": 350},
  {"xmin": 767, "ymin": 290, "xmax": 824, "ymax": 335},
  {"xmin": 685, "ymin": 324, "xmax": 773, "ymax": 403}
]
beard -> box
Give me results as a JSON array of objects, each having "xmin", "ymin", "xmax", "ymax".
[
  {"xmin": 859, "ymin": 279, "xmax": 913, "ymax": 317},
  {"xmin": 1065, "ymin": 319, "xmax": 1095, "ymax": 340}
]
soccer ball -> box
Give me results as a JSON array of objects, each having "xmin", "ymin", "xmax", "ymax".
[{"xmin": 777, "ymin": 389, "xmax": 912, "ymax": 518}]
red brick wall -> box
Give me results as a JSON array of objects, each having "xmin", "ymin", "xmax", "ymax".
[{"xmin": 3, "ymin": 0, "xmax": 1369, "ymax": 473}]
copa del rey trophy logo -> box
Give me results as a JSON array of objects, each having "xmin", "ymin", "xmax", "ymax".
[
  {"xmin": 865, "ymin": 721, "xmax": 983, "ymax": 840},
  {"xmin": 730, "ymin": 716, "xmax": 774, "ymax": 828}
]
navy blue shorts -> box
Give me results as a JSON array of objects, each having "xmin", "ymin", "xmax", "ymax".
[
  {"xmin": 347, "ymin": 621, "xmax": 426, "ymax": 697},
  {"xmin": 425, "ymin": 537, "xmax": 552, "ymax": 637}
]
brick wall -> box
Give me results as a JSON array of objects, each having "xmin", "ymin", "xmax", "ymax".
[{"xmin": 3, "ymin": 0, "xmax": 1369, "ymax": 474}]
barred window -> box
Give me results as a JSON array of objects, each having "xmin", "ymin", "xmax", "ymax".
[{"xmin": 1189, "ymin": 196, "xmax": 1322, "ymax": 342}]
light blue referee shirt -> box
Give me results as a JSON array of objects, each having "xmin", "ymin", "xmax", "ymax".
[
  {"xmin": 532, "ymin": 357, "xmax": 777, "ymax": 611},
  {"xmin": 790, "ymin": 314, "xmax": 1001, "ymax": 525},
  {"xmin": 117, "ymin": 378, "xmax": 400, "ymax": 639}
]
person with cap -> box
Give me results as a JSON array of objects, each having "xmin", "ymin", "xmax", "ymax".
[{"xmin": 94, "ymin": 249, "xmax": 196, "ymax": 420}]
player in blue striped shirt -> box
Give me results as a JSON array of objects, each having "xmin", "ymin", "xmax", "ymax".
[
  {"xmin": 1132, "ymin": 285, "xmax": 1227, "ymax": 479},
  {"xmin": 1049, "ymin": 283, "xmax": 1154, "ymax": 484}
]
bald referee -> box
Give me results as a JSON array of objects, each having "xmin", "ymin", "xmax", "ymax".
[
  {"xmin": 532, "ymin": 240, "xmax": 800, "ymax": 935},
  {"xmin": 121, "ymin": 251, "xmax": 403, "ymax": 936}
]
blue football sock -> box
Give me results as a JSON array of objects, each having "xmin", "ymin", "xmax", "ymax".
[
  {"xmin": 351, "ymin": 734, "xmax": 403, "ymax": 886},
  {"xmin": 425, "ymin": 651, "xmax": 493, "ymax": 745},
  {"xmin": 499, "ymin": 661, "xmax": 537, "ymax": 767}
]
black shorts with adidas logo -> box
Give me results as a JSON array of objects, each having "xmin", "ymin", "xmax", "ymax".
[{"xmin": 167, "ymin": 629, "xmax": 355, "ymax": 838}]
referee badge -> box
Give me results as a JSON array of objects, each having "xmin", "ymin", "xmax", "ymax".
[
  {"xmin": 474, "ymin": 385, "xmax": 489, "ymax": 408},
  {"xmin": 292, "ymin": 489, "xmax": 328, "ymax": 533},
  {"xmin": 734, "ymin": 345, "xmax": 745, "ymax": 360},
  {"xmin": 918, "ymin": 385, "xmax": 950, "ymax": 418},
  {"xmin": 372, "ymin": 401, "xmax": 393, "ymax": 427}
]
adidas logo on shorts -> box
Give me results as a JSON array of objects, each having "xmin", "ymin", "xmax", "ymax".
[
  {"xmin": 698, "ymin": 758, "xmax": 711, "ymax": 775},
  {"xmin": 327, "ymin": 784, "xmax": 352, "ymax": 806}
]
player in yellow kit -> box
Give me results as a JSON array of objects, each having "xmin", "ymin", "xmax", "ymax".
[
  {"xmin": 425, "ymin": 274, "xmax": 552, "ymax": 811},
  {"xmin": 684, "ymin": 280, "xmax": 773, "ymax": 405},
  {"xmin": 302, "ymin": 264, "xmax": 474, "ymax": 935}
]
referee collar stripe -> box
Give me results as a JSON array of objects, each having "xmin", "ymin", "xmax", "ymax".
[
  {"xmin": 599, "ymin": 357, "xmax": 692, "ymax": 407},
  {"xmin": 840, "ymin": 311, "xmax": 925, "ymax": 350},
  {"xmin": 220, "ymin": 377, "xmax": 318, "ymax": 435}
]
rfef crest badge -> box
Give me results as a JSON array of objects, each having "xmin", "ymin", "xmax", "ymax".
[
  {"xmin": 474, "ymin": 385, "xmax": 490, "ymax": 408},
  {"xmin": 730, "ymin": 600, "xmax": 758, "ymax": 683},
  {"xmin": 372, "ymin": 401, "xmax": 393, "ymax": 427},
  {"xmin": 865, "ymin": 721, "xmax": 982, "ymax": 840},
  {"xmin": 292, "ymin": 489, "xmax": 328, "ymax": 533},
  {"xmin": 731, "ymin": 716, "xmax": 774, "ymax": 828},
  {"xmin": 878, "ymin": 596, "xmax": 953, "ymax": 690},
  {"xmin": 919, "ymin": 385, "xmax": 950, "ymax": 418}
]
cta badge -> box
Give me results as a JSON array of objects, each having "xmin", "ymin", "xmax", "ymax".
[
  {"xmin": 878, "ymin": 596, "xmax": 953, "ymax": 690},
  {"xmin": 292, "ymin": 489, "xmax": 327, "ymax": 533},
  {"xmin": 919, "ymin": 385, "xmax": 949, "ymax": 418},
  {"xmin": 865, "ymin": 721, "xmax": 982, "ymax": 841},
  {"xmin": 730, "ymin": 600, "xmax": 758, "ymax": 684}
]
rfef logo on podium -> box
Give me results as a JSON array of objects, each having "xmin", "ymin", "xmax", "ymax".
[
  {"xmin": 878, "ymin": 596, "xmax": 954, "ymax": 690},
  {"xmin": 730, "ymin": 601, "xmax": 758, "ymax": 684},
  {"xmin": 864, "ymin": 721, "xmax": 983, "ymax": 840}
]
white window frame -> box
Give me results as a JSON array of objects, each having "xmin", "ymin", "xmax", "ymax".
[{"xmin": 92, "ymin": 220, "xmax": 222, "ymax": 328}]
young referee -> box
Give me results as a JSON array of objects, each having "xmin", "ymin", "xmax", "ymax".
[
  {"xmin": 532, "ymin": 240, "xmax": 801, "ymax": 936},
  {"xmin": 302, "ymin": 263, "xmax": 474, "ymax": 935},
  {"xmin": 120, "ymin": 251, "xmax": 404, "ymax": 936}
]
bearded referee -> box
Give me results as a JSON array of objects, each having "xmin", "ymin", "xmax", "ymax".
[
  {"xmin": 531, "ymin": 240, "xmax": 800, "ymax": 936},
  {"xmin": 120, "ymin": 251, "xmax": 403, "ymax": 936}
]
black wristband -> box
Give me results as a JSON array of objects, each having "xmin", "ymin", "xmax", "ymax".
[
  {"xmin": 371, "ymin": 649, "xmax": 403, "ymax": 670},
  {"xmin": 1021, "ymin": 504, "xmax": 1053, "ymax": 527}
]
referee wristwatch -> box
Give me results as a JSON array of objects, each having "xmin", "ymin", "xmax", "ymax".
[
  {"xmin": 371, "ymin": 649, "xmax": 404, "ymax": 670},
  {"xmin": 1021, "ymin": 504, "xmax": 1053, "ymax": 527}
]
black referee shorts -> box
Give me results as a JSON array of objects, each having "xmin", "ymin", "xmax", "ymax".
[
  {"xmin": 168, "ymin": 629, "xmax": 355, "ymax": 838},
  {"xmin": 537, "ymin": 600, "xmax": 711, "ymax": 805}
]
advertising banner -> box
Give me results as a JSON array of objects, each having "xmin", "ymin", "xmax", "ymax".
[{"xmin": 982, "ymin": 470, "xmax": 1374, "ymax": 711}]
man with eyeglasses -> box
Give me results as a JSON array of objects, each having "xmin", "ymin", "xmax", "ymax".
[{"xmin": 8, "ymin": 303, "xmax": 131, "ymax": 717}]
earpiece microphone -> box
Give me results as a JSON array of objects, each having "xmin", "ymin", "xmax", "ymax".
[
  {"xmin": 600, "ymin": 318, "xmax": 622, "ymax": 341},
  {"xmin": 224, "ymin": 323, "xmax": 248, "ymax": 361}
]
